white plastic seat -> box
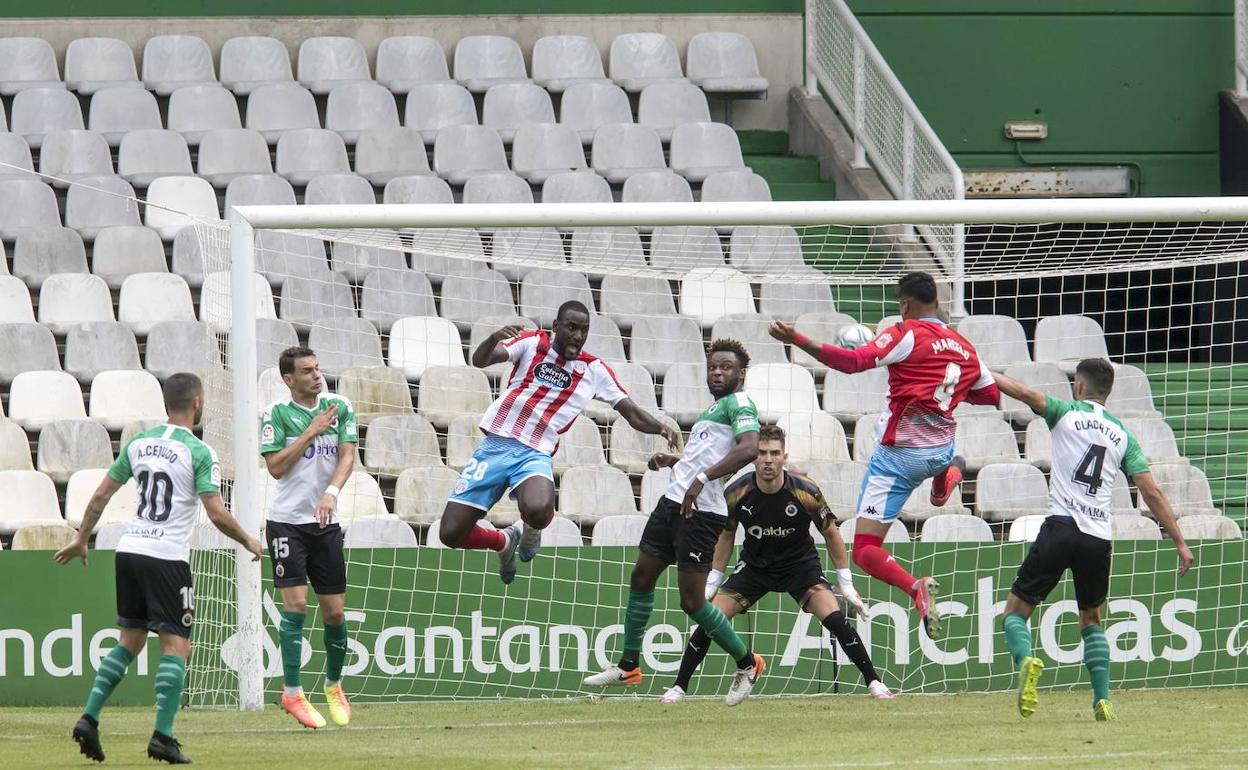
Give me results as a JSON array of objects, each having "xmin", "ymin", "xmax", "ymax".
[
  {"xmin": 38, "ymin": 130, "xmax": 113, "ymax": 186},
  {"xmin": 520, "ymin": 269, "xmax": 595, "ymax": 327},
  {"xmin": 453, "ymin": 35, "xmax": 531, "ymax": 94},
  {"xmin": 326, "ymin": 82, "xmax": 400, "ymax": 144},
  {"xmin": 91, "ymin": 226, "xmax": 165, "ymax": 291},
  {"xmin": 354, "ymin": 128, "xmax": 433, "ymax": 185},
  {"xmin": 433, "ymin": 125, "xmax": 509, "ymax": 185},
  {"xmin": 1112, "ymin": 514, "xmax": 1162, "ymax": 541},
  {"xmin": 679, "ymin": 266, "xmax": 755, "ymax": 327},
  {"xmin": 728, "ymin": 226, "xmax": 807, "ymax": 275},
  {"xmin": 711, "ymin": 314, "xmax": 788, "ymax": 365},
  {"xmin": 297, "ymin": 37, "xmax": 370, "ymax": 95},
  {"xmin": 956, "ymin": 315, "xmax": 1031, "ymax": 372},
  {"xmin": 0, "ymin": 134, "xmax": 34, "ymax": 181},
  {"xmin": 382, "ymin": 175, "xmax": 453, "ymax": 207},
  {"xmin": 482, "ymin": 83, "xmax": 556, "ymax": 144},
  {"xmin": 65, "ymin": 38, "xmax": 140, "ymax": 95},
  {"xmin": 852, "ymin": 413, "xmax": 881, "ymax": 462},
  {"xmin": 144, "ymin": 176, "xmax": 220, "ymax": 240},
  {"xmin": 142, "ymin": 35, "xmax": 216, "ymax": 95},
  {"xmin": 13, "ymin": 227, "xmax": 88, "ymax": 289},
  {"xmin": 650, "ymin": 225, "xmax": 725, "ymax": 272},
  {"xmin": 582, "ymin": 313, "xmax": 629, "ymax": 367},
  {"xmin": 609, "ymin": 33, "xmax": 687, "ymax": 93},
  {"xmin": 839, "ymin": 516, "xmax": 908, "ymax": 544},
  {"xmin": 417, "ymin": 365, "xmax": 493, "ymax": 429},
  {"xmin": 363, "ymin": 414, "xmax": 443, "ymax": 476},
  {"xmin": 118, "ymin": 129, "xmax": 193, "ymax": 187},
  {"xmin": 11, "ymin": 523, "xmax": 77, "ymax": 549},
  {"xmin": 306, "ymin": 173, "xmax": 376, "ymax": 206},
  {"xmin": 167, "ymin": 85, "xmax": 242, "ymax": 145},
  {"xmin": 64, "ymin": 322, "xmax": 141, "ymax": 383},
  {"xmin": 998, "ymin": 363, "xmax": 1072, "ymax": 425},
  {"xmin": 144, "ymin": 320, "xmax": 222, "ymax": 379},
  {"xmin": 1021, "ymin": 418, "xmax": 1052, "ymax": 470},
  {"xmin": 198, "ymin": 128, "xmax": 273, "ymax": 188},
  {"xmin": 631, "ymin": 316, "xmax": 705, "ymax": 378},
  {"xmin": 11, "ymin": 87, "xmax": 82, "ymax": 149},
  {"xmin": 600, "ymin": 274, "xmax": 677, "ymax": 331},
  {"xmin": 387, "ymin": 316, "xmax": 466, "ymax": 381},
  {"xmin": 701, "ymin": 170, "xmax": 772, "ymax": 203},
  {"xmin": 591, "ymin": 514, "xmax": 649, "ymax": 546},
  {"xmin": 976, "ymin": 464, "xmax": 1049, "ymax": 522},
  {"xmin": 0, "ymin": 38, "xmax": 62, "ymax": 95},
  {"xmin": 1139, "ymin": 463, "xmax": 1219, "ymax": 517},
  {"xmin": 670, "ymin": 122, "xmax": 747, "ymax": 182},
  {"xmin": 0, "ymin": 278, "xmax": 35, "ymax": 324},
  {"xmin": 93, "ymin": 522, "xmax": 130, "ymax": 549},
  {"xmin": 275, "ymin": 128, "xmax": 351, "ymax": 185},
  {"xmin": 591, "ymin": 124, "xmax": 667, "ymax": 184},
  {"xmin": 343, "ymin": 516, "xmax": 417, "ymax": 548},
  {"xmin": 279, "ymin": 269, "xmax": 357, "ymax": 332},
  {"xmin": 1034, "ymin": 315, "xmax": 1110, "ymax": 375},
  {"xmin": 308, "ymin": 318, "xmax": 385, "ymax": 378},
  {"xmin": 687, "ymin": 32, "xmax": 769, "ymax": 96},
  {"xmin": 38, "ymin": 420, "xmax": 113, "ymax": 484},
  {"xmin": 823, "ymin": 367, "xmax": 889, "ymax": 424},
  {"xmin": 404, "ymin": 83, "xmax": 478, "ymax": 144},
  {"xmin": 902, "ymin": 477, "xmax": 971, "ymax": 522},
  {"xmin": 9, "ymin": 371, "xmax": 85, "ymax": 431},
  {"xmin": 407, "ymin": 228, "xmax": 486, "ymax": 285},
  {"xmin": 512, "ymin": 123, "xmax": 587, "ymax": 184},
  {"xmin": 1176, "ymin": 514, "xmax": 1241, "ymax": 540},
  {"xmin": 541, "ymin": 171, "xmax": 612, "ymax": 207},
  {"xmin": 439, "ymin": 267, "xmax": 517, "ymax": 327},
  {"xmin": 245, "ymin": 83, "xmax": 320, "ymax": 143},
  {"xmin": 532, "ymin": 35, "xmax": 610, "ymax": 93},
  {"xmin": 227, "ymin": 317, "xmax": 298, "ymax": 376},
  {"xmin": 660, "ymin": 362, "xmax": 713, "ymax": 427},
  {"xmin": 559, "ymin": 81, "xmax": 633, "ymax": 145},
  {"xmin": 445, "ymin": 413, "xmax": 485, "ymax": 470},
  {"xmin": 777, "ymin": 411, "xmax": 850, "ymax": 463},
  {"xmin": 0, "ymin": 420, "xmax": 33, "ymax": 472},
  {"xmin": 638, "ymin": 82, "xmax": 711, "ymax": 143},
  {"xmin": 559, "ymin": 464, "xmax": 637, "ymax": 525},
  {"xmin": 0, "ymin": 322, "xmax": 58, "ymax": 385},
  {"xmin": 376, "ymin": 36, "xmax": 452, "ymax": 93},
  {"xmin": 336, "ymin": 366, "xmax": 414, "ymax": 425},
  {"xmin": 760, "ymin": 281, "xmax": 836, "ymax": 324},
  {"xmin": 801, "ymin": 460, "xmax": 864, "ymax": 521},
  {"xmin": 622, "ymin": 171, "xmax": 692, "ymax": 205},
  {"xmin": 463, "ymin": 172, "xmax": 534, "ymax": 208},
  {"xmin": 0, "ymin": 470, "xmax": 64, "ymax": 534},
  {"xmin": 538, "ymin": 516, "xmax": 583, "ymax": 547},
  {"xmin": 38, "ymin": 273, "xmax": 113, "ymax": 335},
  {"xmin": 569, "ymin": 227, "xmax": 645, "ymax": 276},
  {"xmin": 394, "ymin": 466, "xmax": 460, "ymax": 525},
  {"xmin": 64, "ymin": 175, "xmax": 140, "ymax": 239},
  {"xmin": 335, "ymin": 471, "xmax": 391, "ymax": 523},
  {"xmin": 746, "ymin": 363, "xmax": 820, "ymax": 423},
  {"xmin": 920, "ymin": 513, "xmax": 992, "ymax": 543},
  {"xmin": 1122, "ymin": 416, "xmax": 1185, "ymax": 465},
  {"xmin": 200, "ymin": 271, "xmax": 277, "ymax": 334},
  {"xmin": 219, "ymin": 36, "xmax": 293, "ymax": 95},
  {"xmin": 955, "ymin": 417, "xmax": 1024, "ymax": 472},
  {"xmin": 1007, "ymin": 514, "xmax": 1047, "ymax": 542},
  {"xmin": 0, "ymin": 179, "xmax": 59, "ymax": 240},
  {"xmin": 252, "ymin": 230, "xmax": 331, "ymax": 289},
  {"xmin": 552, "ymin": 417, "xmax": 608, "ymax": 475},
  {"xmin": 360, "ymin": 269, "xmax": 437, "ymax": 333},
  {"xmin": 87, "ymin": 87, "xmax": 162, "ymax": 147},
  {"xmin": 1106, "ymin": 364, "xmax": 1160, "ymax": 418}
]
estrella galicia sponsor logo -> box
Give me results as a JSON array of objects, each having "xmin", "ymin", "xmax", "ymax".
[{"xmin": 535, "ymin": 362, "xmax": 572, "ymax": 389}]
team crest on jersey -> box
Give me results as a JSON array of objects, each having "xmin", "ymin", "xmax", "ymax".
[
  {"xmin": 453, "ymin": 478, "xmax": 469, "ymax": 495},
  {"xmin": 874, "ymin": 333, "xmax": 893, "ymax": 349},
  {"xmin": 785, "ymin": 503, "xmax": 798, "ymax": 517},
  {"xmin": 262, "ymin": 423, "xmax": 275, "ymax": 444},
  {"xmin": 181, "ymin": 612, "xmax": 193, "ymax": 627},
  {"xmin": 572, "ymin": 360, "xmax": 588, "ymax": 374},
  {"xmin": 275, "ymin": 563, "xmax": 285, "ymax": 578},
  {"xmin": 534, "ymin": 362, "xmax": 572, "ymax": 389}
]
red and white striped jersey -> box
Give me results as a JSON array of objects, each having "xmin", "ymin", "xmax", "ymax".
[{"xmin": 479, "ymin": 331, "xmax": 628, "ymax": 455}]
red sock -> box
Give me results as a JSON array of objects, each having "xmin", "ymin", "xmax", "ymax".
[
  {"xmin": 852, "ymin": 533, "xmax": 919, "ymax": 599},
  {"xmin": 460, "ymin": 526, "xmax": 506, "ymax": 552}
]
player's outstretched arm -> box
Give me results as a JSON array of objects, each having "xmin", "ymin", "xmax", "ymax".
[
  {"xmin": 1133, "ymin": 471, "xmax": 1194, "ymax": 576},
  {"xmin": 53, "ymin": 476, "xmax": 123, "ymax": 566},
  {"xmin": 264, "ymin": 404, "xmax": 338, "ymax": 479},
  {"xmin": 201, "ymin": 493, "xmax": 263, "ymax": 561},
  {"xmin": 615, "ymin": 398, "xmax": 680, "ymax": 449},
  {"xmin": 768, "ymin": 321, "xmax": 876, "ymax": 374},
  {"xmin": 471, "ymin": 324, "xmax": 525, "ymax": 368},
  {"xmin": 991, "ymin": 372, "xmax": 1047, "ymax": 415}
]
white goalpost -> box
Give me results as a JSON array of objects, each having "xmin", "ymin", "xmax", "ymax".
[{"xmin": 190, "ymin": 197, "xmax": 1248, "ymax": 710}]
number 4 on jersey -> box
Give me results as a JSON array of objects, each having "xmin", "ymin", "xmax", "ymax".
[
  {"xmin": 1072, "ymin": 444, "xmax": 1108, "ymax": 495},
  {"xmin": 933, "ymin": 362, "xmax": 962, "ymax": 412}
]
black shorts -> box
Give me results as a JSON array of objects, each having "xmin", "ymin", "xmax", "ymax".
[
  {"xmin": 115, "ymin": 552, "xmax": 194, "ymax": 638},
  {"xmin": 1012, "ymin": 516, "xmax": 1112, "ymax": 610},
  {"xmin": 266, "ymin": 521, "xmax": 347, "ymax": 595},
  {"xmin": 637, "ymin": 497, "xmax": 724, "ymax": 573},
  {"xmin": 719, "ymin": 560, "xmax": 830, "ymax": 611}
]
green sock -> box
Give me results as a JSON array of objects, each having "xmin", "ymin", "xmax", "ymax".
[
  {"xmin": 619, "ymin": 589, "xmax": 654, "ymax": 668},
  {"xmin": 690, "ymin": 602, "xmax": 749, "ymax": 663},
  {"xmin": 1003, "ymin": 612, "xmax": 1033, "ymax": 666},
  {"xmin": 323, "ymin": 622, "xmax": 348, "ymax": 685},
  {"xmin": 280, "ymin": 610, "xmax": 306, "ymax": 690},
  {"xmin": 84, "ymin": 645, "xmax": 135, "ymax": 721},
  {"xmin": 153, "ymin": 654, "xmax": 186, "ymax": 738},
  {"xmin": 1081, "ymin": 624, "xmax": 1111, "ymax": 706}
]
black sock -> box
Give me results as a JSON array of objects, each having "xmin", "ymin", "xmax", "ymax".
[
  {"xmin": 618, "ymin": 652, "xmax": 639, "ymax": 671},
  {"xmin": 822, "ymin": 610, "xmax": 880, "ymax": 685},
  {"xmin": 673, "ymin": 627, "xmax": 712, "ymax": 690},
  {"xmin": 735, "ymin": 647, "xmax": 754, "ymax": 670}
]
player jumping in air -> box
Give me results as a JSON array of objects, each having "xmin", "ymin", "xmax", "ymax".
[
  {"xmin": 769, "ymin": 272, "xmax": 1000, "ymax": 639},
  {"xmin": 55, "ymin": 373, "xmax": 263, "ymax": 765},
  {"xmin": 440, "ymin": 300, "xmax": 677, "ymax": 584},
  {"xmin": 660, "ymin": 425, "xmax": 893, "ymax": 703},
  {"xmin": 261, "ymin": 346, "xmax": 359, "ymax": 729},
  {"xmin": 993, "ymin": 359, "xmax": 1192, "ymax": 721},
  {"xmin": 585, "ymin": 339, "xmax": 764, "ymax": 706}
]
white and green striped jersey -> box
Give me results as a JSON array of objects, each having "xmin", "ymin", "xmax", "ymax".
[
  {"xmin": 108, "ymin": 424, "xmax": 222, "ymax": 563},
  {"xmin": 665, "ymin": 391, "xmax": 760, "ymax": 516},
  {"xmin": 260, "ymin": 393, "xmax": 358, "ymax": 525},
  {"xmin": 1043, "ymin": 396, "xmax": 1150, "ymax": 541}
]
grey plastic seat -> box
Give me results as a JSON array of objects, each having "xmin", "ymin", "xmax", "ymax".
[
  {"xmin": 394, "ymin": 466, "xmax": 459, "ymax": 524},
  {"xmin": 489, "ymin": 227, "xmax": 566, "ymax": 281},
  {"xmin": 582, "ymin": 313, "xmax": 627, "ymax": 363},
  {"xmin": 198, "ymin": 129, "xmax": 272, "ymax": 188},
  {"xmin": 305, "ymin": 173, "xmax": 376, "ymax": 206},
  {"xmin": 354, "ymin": 128, "xmax": 432, "ymax": 185},
  {"xmin": 65, "ymin": 38, "xmax": 140, "ymax": 95},
  {"xmin": 343, "ymin": 516, "xmax": 417, "ymax": 548},
  {"xmin": 520, "ymin": 268, "xmax": 595, "ymax": 327},
  {"xmin": 364, "ymin": 414, "xmax": 443, "ymax": 476},
  {"xmin": 432, "ymin": 125, "xmax": 508, "ymax": 185},
  {"xmin": 711, "ymin": 314, "xmax": 788, "ymax": 365},
  {"xmin": 559, "ymin": 81, "xmax": 633, "ymax": 144},
  {"xmin": 275, "ymin": 129, "xmax": 351, "ymax": 185},
  {"xmin": 569, "ymin": 227, "xmax": 646, "ymax": 275},
  {"xmin": 90, "ymin": 228, "xmax": 165, "ymax": 290},
  {"xmin": 439, "ymin": 267, "xmax": 517, "ymax": 328},
  {"xmin": 649, "ymin": 225, "xmax": 726, "ymax": 271},
  {"xmin": 234, "ymin": 318, "xmax": 299, "ymax": 373},
  {"xmin": 404, "ymin": 83, "xmax": 478, "ymax": 144},
  {"xmin": 956, "ymin": 417, "xmax": 1025, "ymax": 472},
  {"xmin": 560, "ymin": 464, "xmax": 637, "ymax": 523},
  {"xmin": 956, "ymin": 314, "xmax": 1031, "ymax": 372},
  {"xmin": 453, "ymin": 35, "xmax": 531, "ymax": 93},
  {"xmin": 1176, "ymin": 514, "xmax": 1242, "ymax": 540},
  {"xmin": 1106, "ymin": 364, "xmax": 1161, "ymax": 418},
  {"xmin": 998, "ymin": 363, "xmax": 1071, "ymax": 424},
  {"xmin": 976, "ymin": 464, "xmax": 1050, "ymax": 522},
  {"xmin": 1034, "ymin": 315, "xmax": 1109, "ymax": 375},
  {"xmin": 219, "ymin": 36, "xmax": 293, "ymax": 95},
  {"xmin": 541, "ymin": 171, "xmax": 612, "ymax": 205},
  {"xmin": 335, "ymin": 365, "xmax": 414, "ymax": 425},
  {"xmin": 592, "ymin": 124, "xmax": 666, "ymax": 184},
  {"xmin": 326, "ymin": 82, "xmax": 400, "ymax": 144},
  {"xmin": 0, "ymin": 179, "xmax": 60, "ymax": 240},
  {"xmin": 701, "ymin": 170, "xmax": 772, "ymax": 202},
  {"xmin": 361, "ymin": 269, "xmax": 436, "ymax": 333},
  {"xmin": 88, "ymin": 87, "xmax": 162, "ymax": 147},
  {"xmin": 407, "ymin": 228, "xmax": 484, "ymax": 284},
  {"xmin": 167, "ymin": 85, "xmax": 242, "ymax": 146},
  {"xmin": 144, "ymin": 320, "xmax": 222, "ymax": 379},
  {"xmin": 622, "ymin": 171, "xmax": 693, "ymax": 204},
  {"xmin": 65, "ymin": 175, "xmax": 140, "ymax": 239},
  {"xmin": 418, "ymin": 365, "xmax": 494, "ymax": 429},
  {"xmin": 551, "ymin": 417, "xmax": 608, "ymax": 476},
  {"xmin": 308, "ymin": 318, "xmax": 385, "ymax": 378},
  {"xmin": 279, "ymin": 269, "xmax": 357, "ymax": 331},
  {"xmin": 609, "ymin": 33, "xmax": 687, "ymax": 93},
  {"xmin": 638, "ymin": 82, "xmax": 712, "ymax": 143},
  {"xmin": 118, "ymin": 129, "xmax": 193, "ymax": 187},
  {"xmin": 376, "ymin": 36, "xmax": 452, "ymax": 93},
  {"xmin": 0, "ymin": 134, "xmax": 35, "ymax": 181},
  {"xmin": 482, "ymin": 83, "xmax": 556, "ymax": 143},
  {"xmin": 467, "ymin": 316, "xmax": 537, "ymax": 381},
  {"xmin": 11, "ymin": 87, "xmax": 83, "ymax": 148},
  {"xmin": 330, "ymin": 231, "xmax": 407, "ymax": 284},
  {"xmin": 920, "ymin": 513, "xmax": 992, "ymax": 543},
  {"xmin": 463, "ymin": 172, "xmax": 534, "ymax": 206},
  {"xmin": 631, "ymin": 316, "xmax": 705, "ymax": 377},
  {"xmin": 383, "ymin": 174, "xmax": 454, "ymax": 204},
  {"xmin": 64, "ymin": 322, "xmax": 142, "ymax": 383},
  {"xmin": 823, "ymin": 366, "xmax": 888, "ymax": 422},
  {"xmin": 532, "ymin": 35, "xmax": 611, "ymax": 93},
  {"xmin": 142, "ymin": 35, "xmax": 217, "ymax": 95},
  {"xmin": 0, "ymin": 323, "xmax": 60, "ymax": 385},
  {"xmin": 670, "ymin": 122, "xmax": 747, "ymax": 182},
  {"xmin": 512, "ymin": 123, "xmax": 587, "ymax": 184},
  {"xmin": 297, "ymin": 37, "xmax": 371, "ymax": 95},
  {"xmin": 686, "ymin": 32, "xmax": 769, "ymax": 96},
  {"xmin": 13, "ymin": 227, "xmax": 88, "ymax": 288},
  {"xmin": 1122, "ymin": 416, "xmax": 1184, "ymax": 464},
  {"xmin": 599, "ymin": 274, "xmax": 676, "ymax": 331},
  {"xmin": 245, "ymin": 83, "xmax": 320, "ymax": 144},
  {"xmin": 0, "ymin": 38, "xmax": 62, "ymax": 95},
  {"xmin": 728, "ymin": 226, "xmax": 806, "ymax": 275},
  {"xmin": 662, "ymin": 362, "xmax": 714, "ymax": 426},
  {"xmin": 253, "ymin": 230, "xmax": 330, "ymax": 289},
  {"xmin": 758, "ymin": 281, "xmax": 836, "ymax": 323},
  {"xmin": 118, "ymin": 272, "xmax": 196, "ymax": 335},
  {"xmin": 37, "ymin": 419, "xmax": 113, "ymax": 484},
  {"xmin": 38, "ymin": 130, "xmax": 113, "ymax": 187},
  {"xmin": 0, "ymin": 279, "xmax": 35, "ymax": 325},
  {"xmin": 587, "ymin": 358, "xmax": 654, "ymax": 424}
]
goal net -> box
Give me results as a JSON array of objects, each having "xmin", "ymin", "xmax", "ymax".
[{"xmin": 188, "ymin": 199, "xmax": 1248, "ymax": 708}]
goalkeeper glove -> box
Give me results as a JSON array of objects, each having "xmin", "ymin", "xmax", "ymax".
[
  {"xmin": 836, "ymin": 568, "xmax": 869, "ymax": 618},
  {"xmin": 705, "ymin": 569, "xmax": 725, "ymax": 600}
]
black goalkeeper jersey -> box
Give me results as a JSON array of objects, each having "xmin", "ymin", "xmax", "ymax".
[{"xmin": 723, "ymin": 471, "xmax": 836, "ymax": 573}]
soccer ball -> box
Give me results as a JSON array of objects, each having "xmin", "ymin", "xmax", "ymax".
[{"xmin": 835, "ymin": 323, "xmax": 875, "ymax": 350}]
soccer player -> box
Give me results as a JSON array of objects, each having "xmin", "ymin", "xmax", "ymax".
[
  {"xmin": 993, "ymin": 359, "xmax": 1193, "ymax": 721},
  {"xmin": 439, "ymin": 300, "xmax": 677, "ymax": 584},
  {"xmin": 660, "ymin": 425, "xmax": 894, "ymax": 703},
  {"xmin": 769, "ymin": 271, "xmax": 1000, "ymax": 639},
  {"xmin": 261, "ymin": 346, "xmax": 358, "ymax": 729},
  {"xmin": 584, "ymin": 339, "xmax": 765, "ymax": 706},
  {"xmin": 54, "ymin": 373, "xmax": 263, "ymax": 765}
]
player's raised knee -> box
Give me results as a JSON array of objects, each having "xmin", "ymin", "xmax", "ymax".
[{"xmin": 519, "ymin": 506, "xmax": 554, "ymax": 530}]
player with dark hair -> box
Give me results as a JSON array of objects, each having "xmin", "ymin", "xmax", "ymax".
[
  {"xmin": 993, "ymin": 359, "xmax": 1192, "ymax": 721},
  {"xmin": 770, "ymin": 271, "xmax": 1000, "ymax": 639},
  {"xmin": 585, "ymin": 339, "xmax": 765, "ymax": 706},
  {"xmin": 261, "ymin": 346, "xmax": 359, "ymax": 729},
  {"xmin": 56, "ymin": 373, "xmax": 263, "ymax": 764},
  {"xmin": 441, "ymin": 299, "xmax": 677, "ymax": 584},
  {"xmin": 660, "ymin": 425, "xmax": 893, "ymax": 703}
]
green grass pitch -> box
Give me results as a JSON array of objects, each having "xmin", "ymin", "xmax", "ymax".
[{"xmin": 3, "ymin": 689, "xmax": 1244, "ymax": 768}]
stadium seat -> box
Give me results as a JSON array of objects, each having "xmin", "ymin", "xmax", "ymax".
[
  {"xmin": 1033, "ymin": 315, "xmax": 1110, "ymax": 375},
  {"xmin": 388, "ymin": 316, "xmax": 466, "ymax": 381},
  {"xmin": 0, "ymin": 134, "xmax": 35, "ymax": 181},
  {"xmin": 335, "ymin": 366, "xmax": 414, "ymax": 426},
  {"xmin": 395, "ymin": 466, "xmax": 461, "ymax": 525},
  {"xmin": 1122, "ymin": 416, "xmax": 1185, "ymax": 465},
  {"xmin": 701, "ymin": 170, "xmax": 773, "ymax": 203},
  {"xmin": 532, "ymin": 35, "xmax": 610, "ymax": 93},
  {"xmin": 383, "ymin": 174, "xmax": 454, "ymax": 206},
  {"xmin": 466, "ymin": 316, "xmax": 537, "ymax": 381},
  {"xmin": 541, "ymin": 171, "xmax": 613, "ymax": 206},
  {"xmin": 728, "ymin": 226, "xmax": 807, "ymax": 275},
  {"xmin": 326, "ymin": 83, "xmax": 400, "ymax": 144},
  {"xmin": 0, "ymin": 420, "xmax": 34, "ymax": 471},
  {"xmin": 746, "ymin": 364, "xmax": 820, "ymax": 423},
  {"xmin": 591, "ymin": 514, "xmax": 649, "ymax": 546},
  {"xmin": 336, "ymin": 471, "xmax": 390, "ymax": 522},
  {"xmin": 1112, "ymin": 513, "xmax": 1162, "ymax": 540},
  {"xmin": 363, "ymin": 414, "xmax": 444, "ymax": 477},
  {"xmin": 64, "ymin": 322, "xmax": 141, "ymax": 383},
  {"xmin": 307, "ymin": 173, "xmax": 376, "ymax": 206},
  {"xmin": 439, "ymin": 267, "xmax": 517, "ymax": 327},
  {"xmin": 1023, "ymin": 417, "xmax": 1052, "ymax": 469},
  {"xmin": 608, "ymin": 411, "xmax": 677, "ymax": 474},
  {"xmin": 275, "ymin": 128, "xmax": 351, "ymax": 185},
  {"xmin": 622, "ymin": 170, "xmax": 693, "ymax": 205},
  {"xmin": 308, "ymin": 318, "xmax": 386, "ymax": 378},
  {"xmin": 1176, "ymin": 514, "xmax": 1241, "ymax": 540},
  {"xmin": 661, "ymin": 362, "xmax": 714, "ymax": 427},
  {"xmin": 433, "ymin": 125, "xmax": 509, "ymax": 185},
  {"xmin": 245, "ymin": 83, "xmax": 320, "ymax": 143},
  {"xmin": 0, "ymin": 469, "xmax": 63, "ymax": 534},
  {"xmin": 998, "ymin": 363, "xmax": 1071, "ymax": 425},
  {"xmin": 142, "ymin": 35, "xmax": 216, "ymax": 95},
  {"xmin": 687, "ymin": 32, "xmax": 769, "ymax": 98},
  {"xmin": 778, "ymin": 411, "xmax": 851, "ymax": 463},
  {"xmin": 93, "ymin": 522, "xmax": 129, "ymax": 549},
  {"xmin": 13, "ymin": 227, "xmax": 88, "ymax": 289},
  {"xmin": 227, "ymin": 174, "xmax": 296, "ymax": 211},
  {"xmin": 650, "ymin": 226, "xmax": 726, "ymax": 271},
  {"xmin": 1109, "ymin": 473, "xmax": 1136, "ymax": 514},
  {"xmin": 552, "ymin": 417, "xmax": 607, "ymax": 475},
  {"xmin": 38, "ymin": 273, "xmax": 113, "ymax": 335},
  {"xmin": 512, "ymin": 123, "xmax": 587, "ymax": 184},
  {"xmin": 538, "ymin": 516, "xmax": 583, "ymax": 547},
  {"xmin": 1007, "ymin": 514, "xmax": 1046, "ymax": 542},
  {"xmin": 376, "ymin": 35, "xmax": 451, "ymax": 93},
  {"xmin": 344, "ymin": 516, "xmax": 418, "ymax": 548},
  {"xmin": 87, "ymin": 87, "xmax": 161, "ymax": 147},
  {"xmin": 198, "ymin": 129, "xmax": 273, "ymax": 188},
  {"xmin": 10, "ymin": 87, "xmax": 82, "ymax": 148},
  {"xmin": 0, "ymin": 179, "xmax": 59, "ymax": 240},
  {"xmin": 679, "ymin": 267, "xmax": 756, "ymax": 327},
  {"xmin": 201, "ymin": 271, "xmax": 277, "ymax": 334},
  {"xmin": 254, "ymin": 230, "xmax": 331, "ymax": 289},
  {"xmin": 144, "ymin": 320, "xmax": 222, "ymax": 380},
  {"xmin": 219, "ymin": 36, "xmax": 293, "ymax": 95},
  {"xmin": 118, "ymin": 272, "xmax": 196, "ymax": 336},
  {"xmin": 89, "ymin": 370, "xmax": 167, "ymax": 431},
  {"xmin": 482, "ymin": 83, "xmax": 556, "ymax": 144},
  {"xmin": 852, "ymin": 413, "xmax": 880, "ymax": 462},
  {"xmin": 38, "ymin": 130, "xmax": 113, "ymax": 186},
  {"xmin": 920, "ymin": 513, "xmax": 992, "ymax": 543},
  {"xmin": 404, "ymin": 83, "xmax": 478, "ymax": 144},
  {"xmin": 279, "ymin": 270, "xmax": 357, "ymax": 332},
  {"xmin": 121, "ymin": 419, "xmax": 166, "ymax": 447},
  {"xmin": 92, "ymin": 226, "xmax": 168, "ymax": 289},
  {"xmin": 445, "ymin": 413, "xmax": 484, "ymax": 470},
  {"xmin": 976, "ymin": 464, "xmax": 1049, "ymax": 521},
  {"xmin": 956, "ymin": 315, "xmax": 1031, "ymax": 372},
  {"xmin": 631, "ymin": 316, "xmax": 705, "ymax": 378},
  {"xmin": 670, "ymin": 122, "xmax": 747, "ymax": 182},
  {"xmin": 145, "ymin": 176, "xmax": 221, "ymax": 240},
  {"xmin": 902, "ymin": 477, "xmax": 971, "ymax": 521},
  {"xmin": 408, "ymin": 228, "xmax": 485, "ymax": 285},
  {"xmin": 569, "ymin": 227, "xmax": 646, "ymax": 276},
  {"xmin": 582, "ymin": 313, "xmax": 628, "ymax": 365},
  {"xmin": 199, "ymin": 368, "xmax": 233, "ymax": 417},
  {"xmin": 0, "ymin": 38, "xmax": 59, "ymax": 95},
  {"xmin": 956, "ymin": 417, "xmax": 1024, "ymax": 471},
  {"xmin": 609, "ymin": 33, "xmax": 686, "ymax": 93},
  {"xmin": 118, "ymin": 129, "xmax": 194, "ymax": 187},
  {"xmin": 520, "ymin": 267, "xmax": 595, "ymax": 327},
  {"xmin": 711, "ymin": 314, "xmax": 788, "ymax": 365},
  {"xmin": 0, "ymin": 322, "xmax": 57, "ymax": 383},
  {"xmin": 559, "ymin": 81, "xmax": 633, "ymax": 145},
  {"xmin": 0, "ymin": 274, "xmax": 35, "ymax": 323},
  {"xmin": 585, "ymin": 357, "xmax": 657, "ymax": 422},
  {"xmin": 453, "ymin": 35, "xmax": 530, "ymax": 93},
  {"xmin": 167, "ymin": 85, "xmax": 242, "ymax": 146},
  {"xmin": 65, "ymin": 38, "xmax": 140, "ymax": 95},
  {"xmin": 800, "ymin": 460, "xmax": 865, "ymax": 521},
  {"xmin": 38, "ymin": 420, "xmax": 113, "ymax": 485},
  {"xmin": 417, "ymin": 365, "xmax": 493, "ymax": 429},
  {"xmin": 1106, "ymin": 364, "xmax": 1161, "ymax": 418},
  {"xmin": 12, "ymin": 523, "xmax": 76, "ymax": 550},
  {"xmin": 838, "ymin": 516, "xmax": 908, "ymax": 544},
  {"xmin": 560, "ymin": 464, "xmax": 637, "ymax": 525},
  {"xmin": 760, "ymin": 282, "xmax": 837, "ymax": 324},
  {"xmin": 1139, "ymin": 463, "xmax": 1218, "ymax": 517},
  {"xmin": 297, "ymin": 37, "xmax": 370, "ymax": 95},
  {"xmin": 354, "ymin": 128, "xmax": 433, "ymax": 185},
  {"xmin": 361, "ymin": 270, "xmax": 437, "ymax": 334},
  {"xmin": 599, "ymin": 274, "xmax": 677, "ymax": 331},
  {"xmin": 65, "ymin": 175, "xmax": 141, "ymax": 239},
  {"xmin": 638, "ymin": 82, "xmax": 712, "ymax": 143}
]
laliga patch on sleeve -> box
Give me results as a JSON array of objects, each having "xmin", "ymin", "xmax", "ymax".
[
  {"xmin": 874, "ymin": 333, "xmax": 893, "ymax": 349},
  {"xmin": 210, "ymin": 463, "xmax": 222, "ymax": 487},
  {"xmin": 262, "ymin": 422, "xmax": 275, "ymax": 444}
]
